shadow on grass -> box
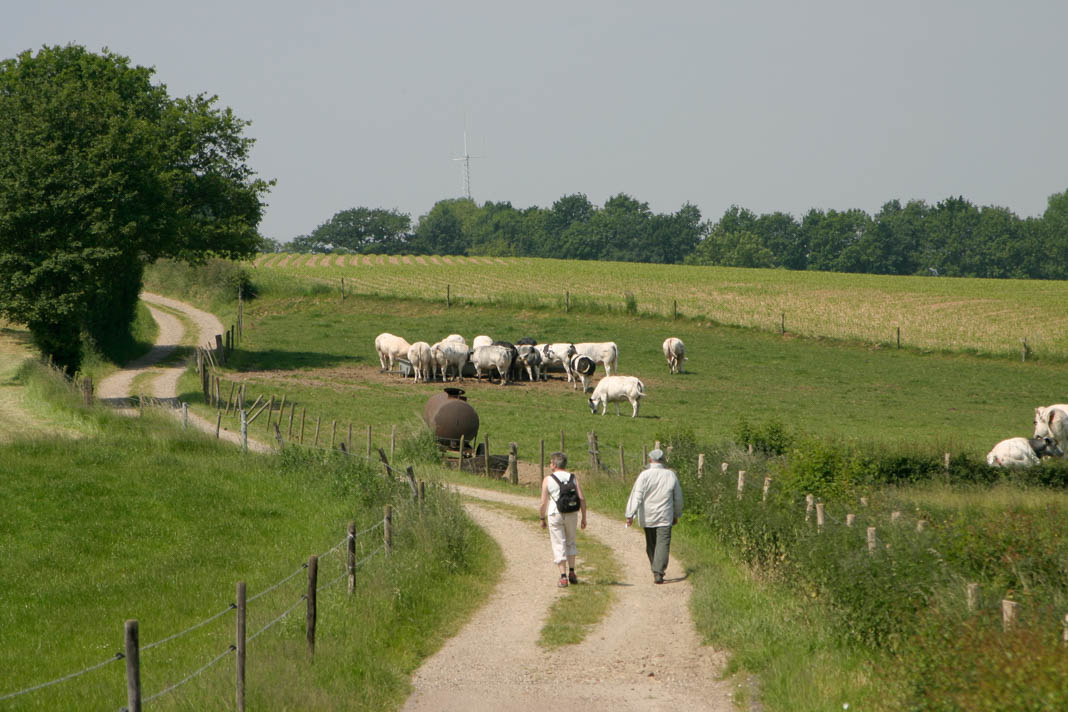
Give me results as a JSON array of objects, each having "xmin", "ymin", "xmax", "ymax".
[{"xmin": 229, "ymin": 348, "xmax": 360, "ymax": 371}]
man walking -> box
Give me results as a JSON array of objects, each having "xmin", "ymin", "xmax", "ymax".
[{"xmin": 625, "ymin": 448, "xmax": 683, "ymax": 584}]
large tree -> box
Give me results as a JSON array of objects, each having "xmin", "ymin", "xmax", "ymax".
[
  {"xmin": 0, "ymin": 45, "xmax": 270, "ymax": 372},
  {"xmin": 307, "ymin": 207, "xmax": 411, "ymax": 253}
]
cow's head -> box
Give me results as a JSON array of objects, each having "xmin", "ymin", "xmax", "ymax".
[
  {"xmin": 566, "ymin": 343, "xmax": 577, "ymax": 358},
  {"xmin": 1030, "ymin": 436, "xmax": 1063, "ymax": 458},
  {"xmin": 588, "ymin": 397, "xmax": 597, "ymax": 414}
]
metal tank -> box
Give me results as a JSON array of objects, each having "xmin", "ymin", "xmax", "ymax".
[{"xmin": 423, "ymin": 387, "xmax": 479, "ymax": 449}]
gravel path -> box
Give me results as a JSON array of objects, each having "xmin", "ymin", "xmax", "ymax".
[
  {"xmin": 402, "ymin": 485, "xmax": 732, "ymax": 712},
  {"xmin": 104, "ymin": 294, "xmax": 733, "ymax": 710}
]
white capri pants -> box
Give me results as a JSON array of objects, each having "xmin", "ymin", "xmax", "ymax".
[{"xmin": 547, "ymin": 511, "xmax": 579, "ymax": 563}]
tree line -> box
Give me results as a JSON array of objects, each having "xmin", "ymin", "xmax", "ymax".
[{"xmin": 284, "ymin": 189, "xmax": 1068, "ymax": 280}]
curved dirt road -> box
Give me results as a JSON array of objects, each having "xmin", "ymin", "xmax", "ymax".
[
  {"xmin": 106, "ymin": 294, "xmax": 732, "ymax": 709},
  {"xmin": 97, "ymin": 293, "xmax": 270, "ymax": 452},
  {"xmin": 403, "ymin": 485, "xmax": 732, "ymax": 712}
]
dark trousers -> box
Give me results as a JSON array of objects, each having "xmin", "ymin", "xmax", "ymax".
[{"xmin": 643, "ymin": 526, "xmax": 672, "ymax": 575}]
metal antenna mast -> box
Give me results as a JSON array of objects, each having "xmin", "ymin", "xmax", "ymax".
[{"xmin": 452, "ymin": 122, "xmax": 482, "ymax": 200}]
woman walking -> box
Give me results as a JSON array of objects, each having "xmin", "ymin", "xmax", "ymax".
[{"xmin": 539, "ymin": 451, "xmax": 587, "ymax": 587}]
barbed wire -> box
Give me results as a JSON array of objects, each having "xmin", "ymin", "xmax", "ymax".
[
  {"xmin": 317, "ymin": 570, "xmax": 349, "ymax": 592},
  {"xmin": 247, "ymin": 562, "xmax": 308, "ymax": 604},
  {"xmin": 139, "ymin": 644, "xmax": 236, "ymax": 706},
  {"xmin": 317, "ymin": 534, "xmax": 348, "ymax": 560},
  {"xmin": 0, "ymin": 652, "xmax": 123, "ymax": 702},
  {"xmin": 142, "ymin": 603, "xmax": 236, "ymax": 653},
  {"xmin": 248, "ymin": 595, "xmax": 307, "ymax": 643}
]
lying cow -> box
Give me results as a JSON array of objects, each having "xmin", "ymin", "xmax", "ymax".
[
  {"xmin": 986, "ymin": 436, "xmax": 1063, "ymax": 468},
  {"xmin": 663, "ymin": 337, "xmax": 686, "ymax": 374},
  {"xmin": 1033, "ymin": 404, "xmax": 1068, "ymax": 454},
  {"xmin": 588, "ymin": 375, "xmax": 645, "ymax": 417}
]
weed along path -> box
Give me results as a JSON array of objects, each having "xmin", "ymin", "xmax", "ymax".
[
  {"xmin": 403, "ymin": 485, "xmax": 732, "ymax": 712},
  {"xmin": 99, "ymin": 292, "xmax": 272, "ymax": 452}
]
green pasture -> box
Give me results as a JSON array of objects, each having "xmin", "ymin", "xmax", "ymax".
[
  {"xmin": 0, "ymin": 366, "xmax": 500, "ymax": 711},
  {"xmin": 249, "ymin": 253, "xmax": 1068, "ymax": 361},
  {"xmin": 181, "ymin": 289, "xmax": 1066, "ymax": 465}
]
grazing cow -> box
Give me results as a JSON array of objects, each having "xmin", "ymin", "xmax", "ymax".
[
  {"xmin": 663, "ymin": 337, "xmax": 686, "ymax": 374},
  {"xmin": 986, "ymin": 436, "xmax": 1063, "ymax": 468},
  {"xmin": 517, "ymin": 344, "xmax": 544, "ymax": 382},
  {"xmin": 569, "ymin": 354, "xmax": 596, "ymax": 392},
  {"xmin": 568, "ymin": 342, "xmax": 619, "ymax": 377},
  {"xmin": 540, "ymin": 343, "xmax": 575, "ymax": 382},
  {"xmin": 431, "ymin": 340, "xmax": 469, "ymax": 382},
  {"xmin": 469, "ymin": 344, "xmax": 512, "ymax": 385},
  {"xmin": 1033, "ymin": 404, "xmax": 1068, "ymax": 454},
  {"xmin": 407, "ymin": 341, "xmax": 433, "ymax": 382},
  {"xmin": 588, "ymin": 375, "xmax": 645, "ymax": 417},
  {"xmin": 375, "ymin": 333, "xmax": 412, "ymax": 372},
  {"xmin": 472, "ymin": 335, "xmax": 493, "ymax": 349}
]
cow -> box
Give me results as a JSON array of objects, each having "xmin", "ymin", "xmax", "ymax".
[
  {"xmin": 472, "ymin": 335, "xmax": 493, "ymax": 349},
  {"xmin": 492, "ymin": 340, "xmax": 520, "ymax": 381},
  {"xmin": 540, "ymin": 343, "xmax": 575, "ymax": 382},
  {"xmin": 588, "ymin": 375, "xmax": 645, "ymax": 417},
  {"xmin": 986, "ymin": 436, "xmax": 1063, "ymax": 468},
  {"xmin": 517, "ymin": 344, "xmax": 544, "ymax": 382},
  {"xmin": 568, "ymin": 342, "xmax": 619, "ymax": 377},
  {"xmin": 406, "ymin": 341, "xmax": 433, "ymax": 382},
  {"xmin": 375, "ymin": 333, "xmax": 411, "ymax": 372},
  {"xmin": 1033, "ymin": 404, "xmax": 1068, "ymax": 454},
  {"xmin": 431, "ymin": 340, "xmax": 469, "ymax": 382},
  {"xmin": 469, "ymin": 344, "xmax": 512, "ymax": 385},
  {"xmin": 569, "ymin": 354, "xmax": 596, "ymax": 392},
  {"xmin": 663, "ymin": 337, "xmax": 686, "ymax": 374}
]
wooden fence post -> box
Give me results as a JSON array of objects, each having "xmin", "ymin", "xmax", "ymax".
[
  {"xmin": 867, "ymin": 527, "xmax": 878, "ymax": 554},
  {"xmin": 299, "ymin": 408, "xmax": 306, "ymax": 444},
  {"xmin": 124, "ymin": 619, "xmax": 142, "ymax": 712},
  {"xmin": 236, "ymin": 582, "xmax": 246, "ymax": 712},
  {"xmin": 390, "ymin": 425, "xmax": 396, "ymax": 462},
  {"xmin": 384, "ymin": 505, "xmax": 393, "ymax": 556},
  {"xmin": 306, "ymin": 556, "xmax": 318, "ymax": 656},
  {"xmin": 736, "ymin": 471, "xmax": 746, "ymax": 499},
  {"xmin": 508, "ymin": 442, "xmax": 518, "ymax": 485},
  {"xmin": 697, "ymin": 453, "xmax": 704, "ymax": 478},
  {"xmin": 225, "ymin": 381, "xmax": 236, "ymax": 415},
  {"xmin": 265, "ymin": 396, "xmax": 274, "ymax": 432},
  {"xmin": 366, "ymin": 424, "xmax": 372, "ymax": 458},
  {"xmin": 846, "ymin": 513, "xmax": 855, "ymax": 527},
  {"xmin": 619, "ymin": 443, "xmax": 625, "ymax": 479},
  {"xmin": 216, "ymin": 412, "xmax": 222, "ymax": 439},
  {"xmin": 331, "ymin": 420, "xmax": 337, "ymax": 448},
  {"xmin": 540, "ymin": 439, "xmax": 545, "ymax": 480},
  {"xmin": 273, "ymin": 423, "xmax": 284, "ymax": 450},
  {"xmin": 314, "ymin": 416, "xmax": 321, "ymax": 447},
  {"xmin": 967, "ymin": 582, "xmax": 979, "ymax": 611},
  {"xmin": 447, "ymin": 284, "xmax": 451, "ymax": 307},
  {"xmin": 816, "ymin": 502, "xmax": 825, "ymax": 532},
  {"xmin": 762, "ymin": 477, "xmax": 772, "ymax": 502},
  {"xmin": 288, "ymin": 404, "xmax": 295, "ymax": 440},
  {"xmin": 240, "ymin": 410, "xmax": 248, "ymax": 454},
  {"xmin": 1002, "ymin": 600, "xmax": 1018, "ymax": 631},
  {"xmin": 805, "ymin": 494, "xmax": 815, "ymax": 521},
  {"xmin": 182, "ymin": 402, "xmax": 189, "ymax": 428},
  {"xmin": 347, "ymin": 522, "xmax": 356, "ymax": 595},
  {"xmin": 348, "ymin": 424, "xmax": 353, "ymax": 452}
]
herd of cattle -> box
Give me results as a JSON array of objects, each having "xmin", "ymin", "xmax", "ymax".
[
  {"xmin": 373, "ymin": 332, "xmax": 689, "ymax": 417},
  {"xmin": 986, "ymin": 405, "xmax": 1068, "ymax": 469}
]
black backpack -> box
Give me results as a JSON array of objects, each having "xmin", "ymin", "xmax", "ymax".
[{"xmin": 550, "ymin": 473, "xmax": 581, "ymax": 513}]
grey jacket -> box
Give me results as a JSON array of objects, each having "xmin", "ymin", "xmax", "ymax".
[{"xmin": 625, "ymin": 463, "xmax": 683, "ymax": 528}]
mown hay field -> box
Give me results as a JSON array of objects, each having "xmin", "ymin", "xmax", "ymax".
[{"xmin": 251, "ymin": 254, "xmax": 1068, "ymax": 361}]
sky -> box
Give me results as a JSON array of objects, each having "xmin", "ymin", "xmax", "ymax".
[{"xmin": 6, "ymin": 1, "xmax": 1068, "ymax": 243}]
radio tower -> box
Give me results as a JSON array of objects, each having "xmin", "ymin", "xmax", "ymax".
[{"xmin": 452, "ymin": 123, "xmax": 482, "ymax": 200}]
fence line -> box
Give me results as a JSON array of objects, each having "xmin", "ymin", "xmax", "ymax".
[
  {"xmin": 142, "ymin": 602, "xmax": 237, "ymax": 653},
  {"xmin": 0, "ymin": 652, "xmax": 124, "ymax": 702},
  {"xmin": 139, "ymin": 645, "xmax": 236, "ymax": 707}
]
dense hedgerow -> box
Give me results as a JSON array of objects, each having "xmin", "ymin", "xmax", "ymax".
[{"xmin": 656, "ymin": 420, "xmax": 1068, "ymax": 707}]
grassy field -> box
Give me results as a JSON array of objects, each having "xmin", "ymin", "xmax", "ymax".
[
  {"xmin": 0, "ymin": 365, "xmax": 501, "ymax": 711},
  {"xmin": 249, "ymin": 253, "xmax": 1068, "ymax": 361},
  {"xmin": 178, "ymin": 289, "xmax": 1065, "ymax": 465}
]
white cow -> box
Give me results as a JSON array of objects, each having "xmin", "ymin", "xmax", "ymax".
[
  {"xmin": 472, "ymin": 335, "xmax": 494, "ymax": 349},
  {"xmin": 407, "ymin": 341, "xmax": 433, "ymax": 383},
  {"xmin": 541, "ymin": 343, "xmax": 576, "ymax": 382},
  {"xmin": 375, "ymin": 333, "xmax": 411, "ymax": 372},
  {"xmin": 469, "ymin": 344, "xmax": 512, "ymax": 385},
  {"xmin": 444, "ymin": 334, "xmax": 467, "ymax": 344},
  {"xmin": 588, "ymin": 375, "xmax": 645, "ymax": 417},
  {"xmin": 1033, "ymin": 404, "xmax": 1068, "ymax": 454},
  {"xmin": 431, "ymin": 340, "xmax": 469, "ymax": 382},
  {"xmin": 663, "ymin": 337, "xmax": 686, "ymax": 374},
  {"xmin": 568, "ymin": 342, "xmax": 619, "ymax": 377},
  {"xmin": 986, "ymin": 436, "xmax": 1062, "ymax": 468}
]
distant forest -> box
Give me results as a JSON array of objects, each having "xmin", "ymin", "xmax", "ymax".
[{"xmin": 275, "ymin": 188, "xmax": 1068, "ymax": 280}]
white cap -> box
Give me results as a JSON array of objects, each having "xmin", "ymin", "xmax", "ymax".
[{"xmin": 648, "ymin": 448, "xmax": 664, "ymax": 461}]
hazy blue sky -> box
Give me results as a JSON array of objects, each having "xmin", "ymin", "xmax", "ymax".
[{"xmin": 6, "ymin": 1, "xmax": 1067, "ymax": 242}]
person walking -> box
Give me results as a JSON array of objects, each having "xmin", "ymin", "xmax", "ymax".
[
  {"xmin": 625, "ymin": 448, "xmax": 683, "ymax": 584},
  {"xmin": 539, "ymin": 451, "xmax": 587, "ymax": 587}
]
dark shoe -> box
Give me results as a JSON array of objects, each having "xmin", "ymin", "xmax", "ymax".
[
  {"xmin": 653, "ymin": 573, "xmax": 664, "ymax": 584},
  {"xmin": 558, "ymin": 576, "xmax": 569, "ymax": 588},
  {"xmin": 568, "ymin": 571, "xmax": 579, "ymax": 584}
]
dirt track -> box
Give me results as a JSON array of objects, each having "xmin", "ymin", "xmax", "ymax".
[{"xmin": 109, "ymin": 295, "xmax": 732, "ymax": 710}]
